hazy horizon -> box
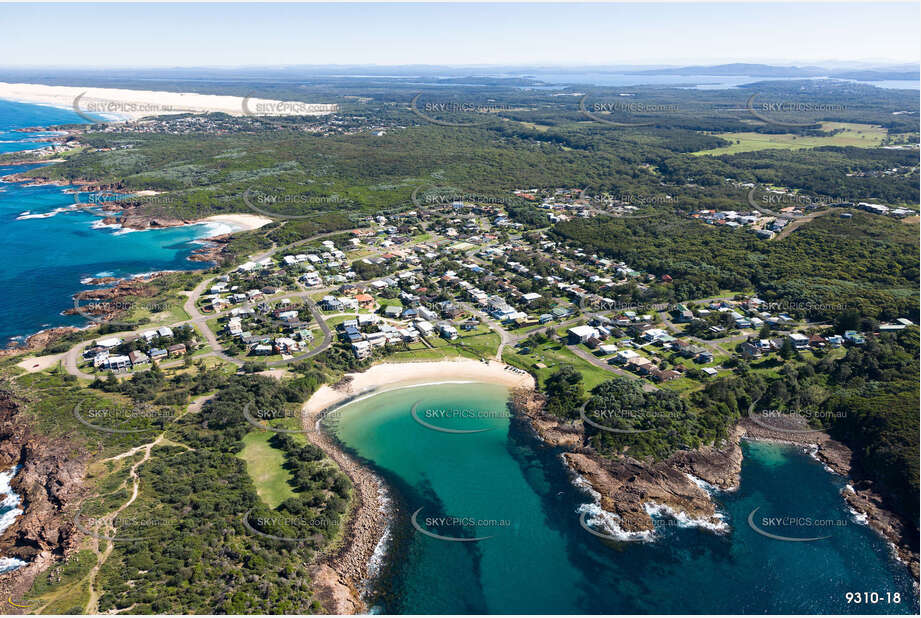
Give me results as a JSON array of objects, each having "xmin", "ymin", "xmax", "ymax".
[{"xmin": 2, "ymin": 3, "xmax": 918, "ymax": 67}]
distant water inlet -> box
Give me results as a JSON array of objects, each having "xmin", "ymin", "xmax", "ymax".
[{"xmin": 329, "ymin": 382, "xmax": 918, "ymax": 614}]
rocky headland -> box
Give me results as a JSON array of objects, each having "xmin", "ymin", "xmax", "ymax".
[
  {"xmin": 512, "ymin": 389, "xmax": 918, "ymax": 581},
  {"xmin": 0, "ymin": 391, "xmax": 87, "ymax": 613}
]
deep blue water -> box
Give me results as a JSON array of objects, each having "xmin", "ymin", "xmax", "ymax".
[
  {"xmin": 0, "ymin": 100, "xmax": 220, "ymax": 345},
  {"xmin": 333, "ymin": 384, "xmax": 919, "ymax": 614}
]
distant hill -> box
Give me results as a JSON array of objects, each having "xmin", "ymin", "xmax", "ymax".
[
  {"xmin": 627, "ymin": 63, "xmax": 827, "ymax": 77},
  {"xmin": 627, "ymin": 63, "xmax": 918, "ymax": 81},
  {"xmin": 830, "ymin": 70, "xmax": 919, "ymax": 81}
]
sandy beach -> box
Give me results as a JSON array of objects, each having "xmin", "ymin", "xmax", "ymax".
[
  {"xmin": 0, "ymin": 82, "xmax": 337, "ymax": 121},
  {"xmin": 300, "ymin": 358, "xmax": 534, "ymax": 613},
  {"xmin": 303, "ymin": 358, "xmax": 535, "ymax": 417},
  {"xmin": 199, "ymin": 213, "xmax": 273, "ymax": 234}
]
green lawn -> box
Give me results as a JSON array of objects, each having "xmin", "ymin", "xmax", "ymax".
[
  {"xmin": 503, "ymin": 341, "xmax": 613, "ymax": 390},
  {"xmin": 693, "ymin": 122, "xmax": 887, "ymax": 156},
  {"xmin": 238, "ymin": 431, "xmax": 296, "ymax": 509},
  {"xmin": 660, "ymin": 377, "xmax": 704, "ymax": 394},
  {"xmin": 451, "ymin": 330, "xmax": 500, "ymax": 359},
  {"xmin": 386, "ymin": 347, "xmax": 456, "ymax": 361}
]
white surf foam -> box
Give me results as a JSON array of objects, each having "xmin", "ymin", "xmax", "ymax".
[
  {"xmin": 685, "ymin": 472, "xmax": 730, "ymax": 494},
  {"xmin": 644, "ymin": 502, "xmax": 729, "ymax": 534},
  {"xmin": 16, "ymin": 205, "xmax": 75, "ymax": 220},
  {"xmin": 196, "ymin": 221, "xmax": 237, "ymax": 238},
  {"xmin": 0, "ymin": 556, "xmax": 26, "ymax": 574},
  {"xmin": 0, "ymin": 467, "xmax": 25, "ymax": 574},
  {"xmin": 577, "ymin": 500, "xmax": 654, "ymax": 542},
  {"xmin": 91, "ymin": 219, "xmax": 122, "ymax": 231},
  {"xmin": 803, "ymin": 445, "xmax": 837, "ymax": 475},
  {"xmin": 366, "ymin": 478, "xmax": 393, "ymax": 581},
  {"xmin": 570, "ymin": 472, "xmax": 654, "ymax": 542}
]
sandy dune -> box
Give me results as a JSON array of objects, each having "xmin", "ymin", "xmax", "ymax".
[{"xmin": 0, "ymin": 82, "xmax": 337, "ymax": 121}]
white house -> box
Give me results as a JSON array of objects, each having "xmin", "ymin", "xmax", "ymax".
[{"xmin": 567, "ymin": 325, "xmax": 599, "ymax": 344}]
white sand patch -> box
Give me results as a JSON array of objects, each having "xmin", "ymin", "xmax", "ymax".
[{"xmin": 0, "ymin": 82, "xmax": 337, "ymax": 121}]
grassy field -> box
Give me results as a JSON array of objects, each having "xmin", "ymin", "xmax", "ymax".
[
  {"xmin": 503, "ymin": 340, "xmax": 613, "ymax": 390},
  {"xmin": 693, "ymin": 122, "xmax": 887, "ymax": 155},
  {"xmin": 386, "ymin": 347, "xmax": 457, "ymax": 362},
  {"xmin": 122, "ymin": 294, "xmax": 190, "ymax": 327},
  {"xmin": 26, "ymin": 549, "xmax": 97, "ymax": 614},
  {"xmin": 238, "ymin": 431, "xmax": 296, "ymax": 509}
]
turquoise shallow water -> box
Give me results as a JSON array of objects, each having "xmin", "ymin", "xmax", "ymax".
[
  {"xmin": 330, "ymin": 382, "xmax": 918, "ymax": 614},
  {"xmin": 0, "ymin": 99, "xmax": 218, "ymax": 344}
]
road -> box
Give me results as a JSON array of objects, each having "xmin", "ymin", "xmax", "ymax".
[
  {"xmin": 773, "ymin": 209, "xmax": 832, "ymax": 240},
  {"xmin": 459, "ymin": 301, "xmax": 511, "ymax": 361},
  {"xmin": 61, "ymin": 229, "xmax": 435, "ymax": 379}
]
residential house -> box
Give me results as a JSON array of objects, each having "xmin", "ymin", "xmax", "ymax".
[
  {"xmin": 252, "ymin": 344, "xmax": 273, "ymax": 356},
  {"xmin": 97, "ymin": 337, "xmax": 123, "ymax": 349},
  {"xmin": 106, "ymin": 355, "xmax": 131, "ymax": 371},
  {"xmin": 615, "ymin": 349, "xmax": 640, "ymax": 363},
  {"xmin": 739, "ymin": 341, "xmax": 762, "ymax": 360},
  {"xmin": 808, "ymin": 334, "xmax": 827, "ymax": 348},
  {"xmin": 352, "ymin": 340, "xmax": 372, "ymax": 359},
  {"xmin": 567, "ymin": 325, "xmax": 599, "ymax": 345},
  {"xmin": 438, "ymin": 323, "xmax": 458, "ymax": 340},
  {"xmin": 274, "ymin": 337, "xmax": 299, "ymax": 354},
  {"xmin": 418, "ymin": 306, "xmax": 438, "ymax": 321},
  {"xmin": 128, "ymin": 350, "xmax": 149, "ymax": 367},
  {"xmin": 399, "ymin": 328, "xmax": 420, "ymax": 342},
  {"xmin": 521, "ymin": 292, "xmax": 542, "ymax": 304},
  {"xmin": 844, "ymin": 330, "xmax": 866, "ymax": 345},
  {"xmin": 356, "ymin": 294, "xmax": 375, "ymax": 310},
  {"xmin": 321, "ymin": 296, "xmax": 343, "ymax": 311}
]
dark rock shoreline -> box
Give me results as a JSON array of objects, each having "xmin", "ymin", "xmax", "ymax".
[
  {"xmin": 0, "ymin": 391, "xmax": 87, "ymax": 613},
  {"xmin": 511, "ymin": 388, "xmax": 919, "ymax": 582},
  {"xmin": 739, "ymin": 417, "xmax": 919, "ymax": 580}
]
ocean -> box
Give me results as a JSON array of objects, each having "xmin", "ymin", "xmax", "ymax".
[
  {"xmin": 0, "ymin": 99, "xmax": 227, "ymax": 346},
  {"xmin": 331, "ymin": 382, "xmax": 919, "ymax": 614}
]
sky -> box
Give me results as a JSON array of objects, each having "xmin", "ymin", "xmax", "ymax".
[{"xmin": 1, "ymin": 3, "xmax": 918, "ymax": 67}]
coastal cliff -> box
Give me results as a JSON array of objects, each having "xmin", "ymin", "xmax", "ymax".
[{"xmin": 0, "ymin": 391, "xmax": 87, "ymax": 611}]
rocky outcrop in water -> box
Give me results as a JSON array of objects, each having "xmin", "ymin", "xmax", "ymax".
[
  {"xmin": 99, "ymin": 212, "xmax": 188, "ymax": 231},
  {"xmin": 564, "ymin": 452, "xmax": 724, "ymax": 533},
  {"xmin": 511, "ymin": 389, "xmax": 734, "ymax": 532},
  {"xmin": 0, "ymin": 327, "xmax": 80, "ymax": 355},
  {"xmin": 188, "ymin": 233, "xmax": 233, "ymax": 263}
]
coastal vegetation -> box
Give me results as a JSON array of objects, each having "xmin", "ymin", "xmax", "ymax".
[
  {"xmin": 552, "ymin": 211, "xmax": 919, "ymax": 321},
  {"xmin": 1, "ymin": 73, "xmax": 918, "ymax": 611},
  {"xmin": 10, "ymin": 359, "xmax": 351, "ymax": 613}
]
